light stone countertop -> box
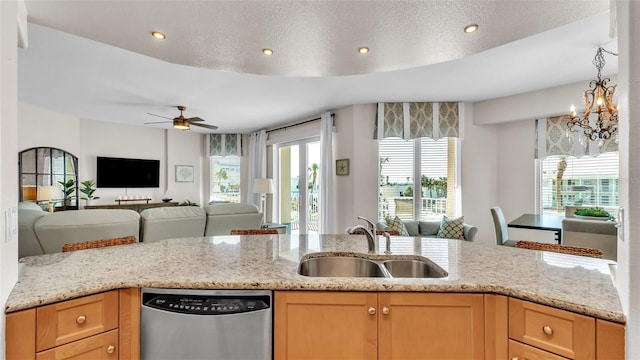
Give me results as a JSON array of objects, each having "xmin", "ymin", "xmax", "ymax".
[{"xmin": 6, "ymin": 234, "xmax": 625, "ymax": 323}]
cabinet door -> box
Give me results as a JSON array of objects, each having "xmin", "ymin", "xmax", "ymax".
[
  {"xmin": 36, "ymin": 329, "xmax": 118, "ymax": 360},
  {"xmin": 596, "ymin": 319, "xmax": 624, "ymax": 360},
  {"xmin": 378, "ymin": 293, "xmax": 485, "ymax": 359},
  {"xmin": 274, "ymin": 291, "xmax": 378, "ymax": 359},
  {"xmin": 36, "ymin": 291, "xmax": 119, "ymax": 351},
  {"xmin": 509, "ymin": 298, "xmax": 595, "ymax": 359},
  {"xmin": 509, "ymin": 339, "xmax": 570, "ymax": 360}
]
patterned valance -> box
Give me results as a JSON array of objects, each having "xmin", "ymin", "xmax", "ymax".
[
  {"xmin": 209, "ymin": 134, "xmax": 242, "ymax": 156},
  {"xmin": 374, "ymin": 102, "xmax": 462, "ymax": 140},
  {"xmin": 535, "ymin": 116, "xmax": 618, "ymax": 159}
]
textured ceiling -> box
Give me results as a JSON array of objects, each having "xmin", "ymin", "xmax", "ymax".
[{"xmin": 19, "ymin": 1, "xmax": 616, "ymax": 133}]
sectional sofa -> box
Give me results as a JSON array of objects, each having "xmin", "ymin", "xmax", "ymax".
[{"xmin": 18, "ymin": 202, "xmax": 264, "ymax": 258}]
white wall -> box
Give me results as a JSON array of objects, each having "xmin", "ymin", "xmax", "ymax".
[
  {"xmin": 1, "ymin": 1, "xmax": 21, "ymax": 358},
  {"xmin": 616, "ymin": 0, "xmax": 639, "ymax": 356},
  {"xmin": 18, "ymin": 103, "xmax": 205, "ymax": 206},
  {"xmin": 459, "ymin": 103, "xmax": 499, "ymax": 244}
]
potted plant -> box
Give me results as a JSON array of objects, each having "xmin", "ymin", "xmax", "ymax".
[
  {"xmin": 79, "ymin": 180, "xmax": 100, "ymax": 206},
  {"xmin": 57, "ymin": 178, "xmax": 76, "ymax": 210},
  {"xmin": 574, "ymin": 207, "xmax": 611, "ymax": 220}
]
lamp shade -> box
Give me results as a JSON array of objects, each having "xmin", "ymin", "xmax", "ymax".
[
  {"xmin": 22, "ymin": 186, "xmax": 37, "ymax": 201},
  {"xmin": 253, "ymin": 178, "xmax": 274, "ymax": 194},
  {"xmin": 37, "ymin": 185, "xmax": 62, "ymax": 201}
]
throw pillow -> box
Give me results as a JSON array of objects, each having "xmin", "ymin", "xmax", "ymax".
[
  {"xmin": 436, "ymin": 215, "xmax": 465, "ymax": 240},
  {"xmin": 386, "ymin": 216, "xmax": 409, "ymax": 236}
]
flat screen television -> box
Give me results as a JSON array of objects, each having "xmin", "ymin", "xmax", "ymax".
[{"xmin": 96, "ymin": 156, "xmax": 160, "ymax": 188}]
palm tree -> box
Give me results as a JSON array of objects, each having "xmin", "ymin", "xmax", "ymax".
[
  {"xmin": 421, "ymin": 175, "xmax": 435, "ymax": 197},
  {"xmin": 379, "ymin": 157, "xmax": 389, "ymax": 186},
  {"xmin": 556, "ymin": 156, "xmax": 567, "ymax": 211},
  {"xmin": 215, "ymin": 169, "xmax": 228, "ymax": 182},
  {"xmin": 308, "ymin": 163, "xmax": 319, "ymax": 191},
  {"xmin": 435, "ymin": 177, "xmax": 448, "ymax": 198}
]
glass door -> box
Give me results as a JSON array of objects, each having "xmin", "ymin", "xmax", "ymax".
[{"xmin": 278, "ymin": 139, "xmax": 320, "ymax": 235}]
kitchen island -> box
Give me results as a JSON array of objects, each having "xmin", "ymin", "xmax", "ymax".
[
  {"xmin": 6, "ymin": 234, "xmax": 625, "ymax": 359},
  {"xmin": 6, "ymin": 234, "xmax": 623, "ymax": 322}
]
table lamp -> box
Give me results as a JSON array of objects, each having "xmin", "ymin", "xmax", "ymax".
[
  {"xmin": 37, "ymin": 185, "xmax": 62, "ymax": 213},
  {"xmin": 253, "ymin": 178, "xmax": 274, "ymax": 216}
]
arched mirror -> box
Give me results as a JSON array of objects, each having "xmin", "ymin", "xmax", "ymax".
[{"xmin": 19, "ymin": 147, "xmax": 78, "ymax": 211}]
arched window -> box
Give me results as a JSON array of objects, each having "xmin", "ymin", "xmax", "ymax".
[{"xmin": 19, "ymin": 147, "xmax": 78, "ymax": 210}]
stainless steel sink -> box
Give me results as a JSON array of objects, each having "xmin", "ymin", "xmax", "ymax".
[
  {"xmin": 298, "ymin": 256, "xmax": 386, "ymax": 277},
  {"xmin": 297, "ymin": 254, "xmax": 448, "ymax": 278},
  {"xmin": 382, "ymin": 259, "xmax": 448, "ymax": 278}
]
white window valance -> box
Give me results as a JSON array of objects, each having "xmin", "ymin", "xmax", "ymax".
[
  {"xmin": 209, "ymin": 134, "xmax": 242, "ymax": 156},
  {"xmin": 535, "ymin": 116, "xmax": 618, "ymax": 159},
  {"xmin": 374, "ymin": 102, "xmax": 462, "ymax": 140}
]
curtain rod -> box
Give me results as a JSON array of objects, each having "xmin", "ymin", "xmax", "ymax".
[{"xmin": 266, "ymin": 113, "xmax": 334, "ymax": 133}]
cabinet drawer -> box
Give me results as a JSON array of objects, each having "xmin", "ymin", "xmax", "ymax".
[
  {"xmin": 509, "ymin": 298, "xmax": 595, "ymax": 359},
  {"xmin": 509, "ymin": 339, "xmax": 569, "ymax": 360},
  {"xmin": 36, "ymin": 291, "xmax": 119, "ymax": 351},
  {"xmin": 36, "ymin": 329, "xmax": 118, "ymax": 360}
]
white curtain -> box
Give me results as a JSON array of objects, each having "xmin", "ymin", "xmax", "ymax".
[
  {"xmin": 247, "ymin": 130, "xmax": 267, "ymax": 209},
  {"xmin": 319, "ymin": 112, "xmax": 335, "ymax": 233}
]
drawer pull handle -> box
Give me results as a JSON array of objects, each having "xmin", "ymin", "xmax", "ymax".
[
  {"xmin": 543, "ymin": 325, "xmax": 554, "ymax": 335},
  {"xmin": 76, "ymin": 315, "xmax": 86, "ymax": 324},
  {"xmin": 382, "ymin": 307, "xmax": 390, "ymax": 315},
  {"xmin": 511, "ymin": 357, "xmax": 519, "ymax": 360},
  {"xmin": 368, "ymin": 307, "xmax": 376, "ymax": 315},
  {"xmin": 107, "ymin": 345, "xmax": 115, "ymax": 354}
]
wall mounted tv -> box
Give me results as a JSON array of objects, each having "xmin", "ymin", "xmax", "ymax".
[{"xmin": 96, "ymin": 157, "xmax": 160, "ymax": 188}]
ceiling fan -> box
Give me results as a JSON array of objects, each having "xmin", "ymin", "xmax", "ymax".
[{"xmin": 145, "ymin": 105, "xmax": 218, "ymax": 131}]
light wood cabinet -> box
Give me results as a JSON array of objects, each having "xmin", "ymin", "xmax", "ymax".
[
  {"xmin": 35, "ymin": 329, "xmax": 119, "ymax": 360},
  {"xmin": 36, "ymin": 290, "xmax": 119, "ymax": 351},
  {"xmin": 509, "ymin": 298, "xmax": 625, "ymax": 360},
  {"xmin": 275, "ymin": 291, "xmax": 486, "ymax": 359},
  {"xmin": 6, "ymin": 289, "xmax": 140, "ymax": 360},
  {"xmin": 509, "ymin": 339, "xmax": 570, "ymax": 360}
]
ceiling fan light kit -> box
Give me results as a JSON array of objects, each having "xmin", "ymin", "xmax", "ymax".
[{"xmin": 145, "ymin": 105, "xmax": 218, "ymax": 132}]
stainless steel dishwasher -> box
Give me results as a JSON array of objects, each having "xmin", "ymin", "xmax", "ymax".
[{"xmin": 140, "ymin": 288, "xmax": 272, "ymax": 360}]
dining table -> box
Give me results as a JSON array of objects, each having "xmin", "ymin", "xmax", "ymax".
[{"xmin": 507, "ymin": 213, "xmax": 565, "ymax": 244}]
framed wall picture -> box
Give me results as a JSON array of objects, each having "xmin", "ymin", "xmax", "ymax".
[
  {"xmin": 336, "ymin": 158, "xmax": 349, "ymax": 176},
  {"xmin": 175, "ymin": 165, "xmax": 194, "ymax": 182}
]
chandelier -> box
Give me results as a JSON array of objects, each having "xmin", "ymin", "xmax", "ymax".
[{"xmin": 567, "ymin": 47, "xmax": 619, "ymax": 143}]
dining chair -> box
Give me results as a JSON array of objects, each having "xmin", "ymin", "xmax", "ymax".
[
  {"xmin": 229, "ymin": 229, "xmax": 279, "ymax": 235},
  {"xmin": 490, "ymin": 206, "xmax": 518, "ymax": 247},
  {"xmin": 62, "ymin": 235, "xmax": 137, "ymax": 252}
]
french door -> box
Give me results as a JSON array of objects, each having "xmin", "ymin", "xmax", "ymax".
[{"xmin": 277, "ymin": 138, "xmax": 320, "ymax": 234}]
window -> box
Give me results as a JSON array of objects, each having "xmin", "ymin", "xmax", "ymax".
[
  {"xmin": 19, "ymin": 147, "xmax": 78, "ymax": 210},
  {"xmin": 210, "ymin": 156, "xmax": 241, "ymax": 203},
  {"xmin": 539, "ymin": 153, "xmax": 619, "ymax": 215},
  {"xmin": 379, "ymin": 137, "xmax": 459, "ymax": 221}
]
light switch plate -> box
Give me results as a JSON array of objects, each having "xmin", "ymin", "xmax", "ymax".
[{"xmin": 4, "ymin": 207, "xmax": 17, "ymax": 243}]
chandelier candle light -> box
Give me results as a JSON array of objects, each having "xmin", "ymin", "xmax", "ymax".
[{"xmin": 567, "ymin": 47, "xmax": 619, "ymax": 145}]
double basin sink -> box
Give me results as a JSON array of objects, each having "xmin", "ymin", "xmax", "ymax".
[{"xmin": 298, "ymin": 253, "xmax": 448, "ymax": 279}]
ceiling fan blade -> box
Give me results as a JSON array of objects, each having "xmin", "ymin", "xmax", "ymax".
[
  {"xmin": 144, "ymin": 120, "xmax": 172, "ymax": 124},
  {"xmin": 147, "ymin": 112, "xmax": 173, "ymax": 120},
  {"xmin": 191, "ymin": 122, "xmax": 219, "ymax": 130},
  {"xmin": 187, "ymin": 117, "xmax": 205, "ymax": 122}
]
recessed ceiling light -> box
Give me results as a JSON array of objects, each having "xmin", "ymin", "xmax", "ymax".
[
  {"xmin": 151, "ymin": 31, "xmax": 166, "ymax": 40},
  {"xmin": 262, "ymin": 48, "xmax": 273, "ymax": 56},
  {"xmin": 358, "ymin": 47, "xmax": 369, "ymax": 54},
  {"xmin": 464, "ymin": 24, "xmax": 479, "ymax": 34}
]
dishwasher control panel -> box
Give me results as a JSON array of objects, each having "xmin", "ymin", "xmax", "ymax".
[{"xmin": 142, "ymin": 293, "xmax": 270, "ymax": 315}]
